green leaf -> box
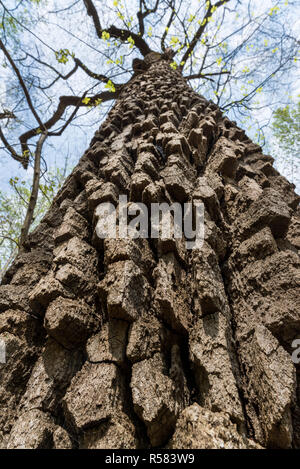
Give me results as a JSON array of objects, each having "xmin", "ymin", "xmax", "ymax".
[{"xmin": 105, "ymin": 80, "xmax": 116, "ymax": 92}]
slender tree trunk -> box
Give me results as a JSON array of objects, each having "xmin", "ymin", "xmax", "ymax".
[
  {"xmin": 19, "ymin": 132, "xmax": 48, "ymax": 248},
  {"xmin": 0, "ymin": 53, "xmax": 299, "ymax": 449}
]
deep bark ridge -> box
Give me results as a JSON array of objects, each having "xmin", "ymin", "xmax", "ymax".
[{"xmin": 0, "ymin": 53, "xmax": 299, "ymax": 449}]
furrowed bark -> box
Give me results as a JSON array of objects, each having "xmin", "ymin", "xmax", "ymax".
[{"xmin": 0, "ymin": 53, "xmax": 299, "ymax": 450}]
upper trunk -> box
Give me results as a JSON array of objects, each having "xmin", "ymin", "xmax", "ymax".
[{"xmin": 0, "ymin": 53, "xmax": 299, "ymax": 449}]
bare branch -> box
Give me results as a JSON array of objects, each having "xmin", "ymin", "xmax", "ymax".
[
  {"xmin": 82, "ymin": 0, "xmax": 152, "ymax": 56},
  {"xmin": 137, "ymin": 0, "xmax": 160, "ymax": 37},
  {"xmin": 161, "ymin": 1, "xmax": 176, "ymax": 51},
  {"xmin": 19, "ymin": 131, "xmax": 48, "ymax": 248},
  {"xmin": 185, "ymin": 71, "xmax": 230, "ymax": 80},
  {"xmin": 179, "ymin": 0, "xmax": 231, "ymax": 70},
  {"xmin": 0, "ymin": 38, "xmax": 44, "ymax": 129},
  {"xmin": 0, "ymin": 246, "xmax": 18, "ymax": 282},
  {"xmin": 83, "ymin": 0, "xmax": 102, "ymax": 31},
  {"xmin": 109, "ymin": 25, "xmax": 152, "ymax": 56},
  {"xmin": 0, "ymin": 110, "xmax": 16, "ymax": 119},
  {"xmin": 0, "ymin": 125, "xmax": 27, "ymax": 168},
  {"xmin": 74, "ymin": 57, "xmax": 112, "ymax": 83},
  {"xmin": 19, "ymin": 89, "xmax": 120, "ymax": 162}
]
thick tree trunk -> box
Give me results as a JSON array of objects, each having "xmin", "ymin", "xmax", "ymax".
[{"xmin": 0, "ymin": 53, "xmax": 299, "ymax": 449}]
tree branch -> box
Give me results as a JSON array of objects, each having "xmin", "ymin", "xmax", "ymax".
[
  {"xmin": 161, "ymin": 0, "xmax": 176, "ymax": 51},
  {"xmin": 179, "ymin": 0, "xmax": 231, "ymax": 70},
  {"xmin": 19, "ymin": 131, "xmax": 48, "ymax": 248},
  {"xmin": 137, "ymin": 0, "xmax": 160, "ymax": 37},
  {"xmin": 0, "ymin": 110, "xmax": 16, "ymax": 119},
  {"xmin": 22, "ymin": 51, "xmax": 112, "ymax": 90},
  {"xmin": 0, "ymin": 125, "xmax": 27, "ymax": 167},
  {"xmin": 83, "ymin": 0, "xmax": 102, "ymax": 31},
  {"xmin": 82, "ymin": 0, "xmax": 152, "ymax": 56},
  {"xmin": 0, "ymin": 38, "xmax": 44, "ymax": 129},
  {"xmin": 74, "ymin": 57, "xmax": 111, "ymax": 83},
  {"xmin": 19, "ymin": 89, "xmax": 120, "ymax": 164},
  {"xmin": 185, "ymin": 70, "xmax": 230, "ymax": 80},
  {"xmin": 0, "ymin": 246, "xmax": 18, "ymax": 282},
  {"xmin": 23, "ymin": 49, "xmax": 80, "ymax": 90}
]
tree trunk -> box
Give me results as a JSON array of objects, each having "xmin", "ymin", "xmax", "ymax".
[{"xmin": 0, "ymin": 53, "xmax": 299, "ymax": 449}]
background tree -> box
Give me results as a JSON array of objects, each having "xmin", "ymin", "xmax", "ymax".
[
  {"xmin": 0, "ymin": 166, "xmax": 67, "ymax": 280},
  {"xmin": 271, "ymin": 99, "xmax": 300, "ymax": 185}
]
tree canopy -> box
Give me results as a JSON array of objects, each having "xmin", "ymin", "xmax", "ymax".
[
  {"xmin": 0, "ymin": 0, "xmax": 299, "ymax": 272},
  {"xmin": 0, "ymin": 0, "xmax": 299, "ymax": 165}
]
